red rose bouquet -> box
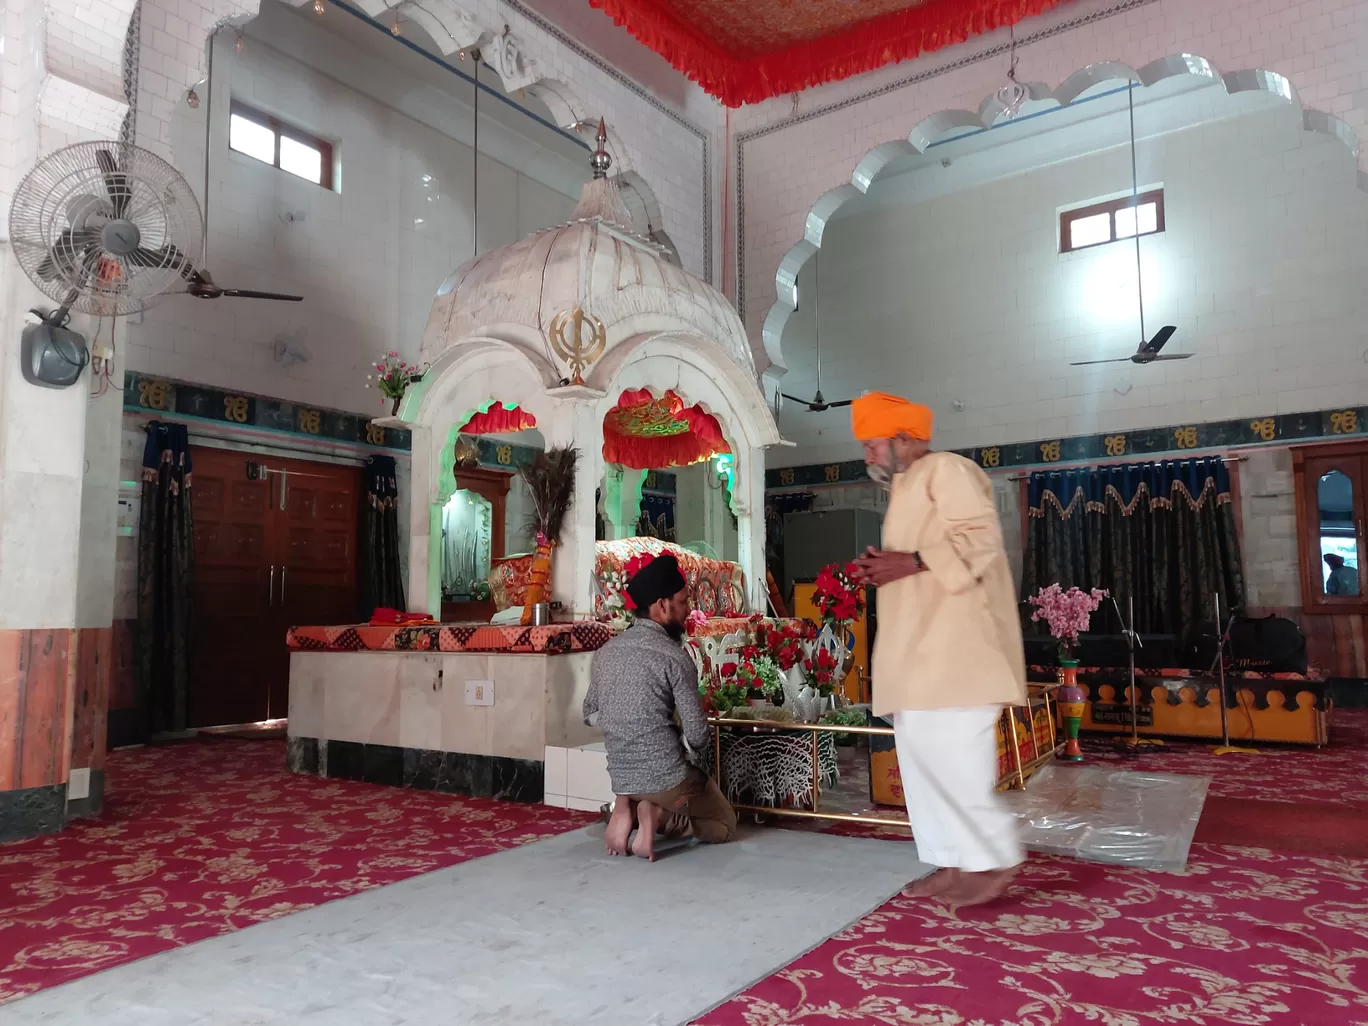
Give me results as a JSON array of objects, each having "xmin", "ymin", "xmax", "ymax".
[
  {"xmin": 748, "ymin": 617, "xmax": 815, "ymax": 672},
  {"xmin": 698, "ymin": 673, "xmax": 749, "ymax": 715},
  {"xmin": 812, "ymin": 562, "xmax": 866, "ymax": 626},
  {"xmin": 803, "ymin": 646, "xmax": 841, "ymax": 697}
]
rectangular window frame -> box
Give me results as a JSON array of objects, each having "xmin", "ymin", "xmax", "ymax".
[
  {"xmin": 1059, "ymin": 189, "xmax": 1165, "ymax": 254},
  {"xmin": 1292, "ymin": 439, "xmax": 1368, "ymax": 616},
  {"xmin": 229, "ymin": 100, "xmax": 334, "ymax": 191}
]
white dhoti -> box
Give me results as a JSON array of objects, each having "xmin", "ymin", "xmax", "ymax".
[{"xmin": 892, "ymin": 706, "xmax": 1023, "ymax": 872}]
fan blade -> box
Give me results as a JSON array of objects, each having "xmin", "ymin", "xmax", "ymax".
[
  {"xmin": 95, "ymin": 149, "xmax": 132, "ymax": 219},
  {"xmin": 826, "ymin": 400, "xmax": 854, "ymax": 408},
  {"xmin": 1148, "ymin": 353, "xmax": 1194, "ymax": 361},
  {"xmin": 126, "ymin": 245, "xmax": 196, "ymax": 280},
  {"xmin": 1070, "ymin": 357, "xmax": 1136, "ymax": 365},
  {"xmin": 37, "ymin": 228, "xmax": 101, "ymax": 279},
  {"xmin": 780, "ymin": 394, "xmax": 810, "ymax": 404},
  {"xmin": 1141, "ymin": 324, "xmax": 1178, "ymax": 353},
  {"xmin": 218, "ymin": 288, "xmax": 304, "ymax": 302}
]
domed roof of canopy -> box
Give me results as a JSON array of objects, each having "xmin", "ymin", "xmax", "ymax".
[{"xmin": 419, "ymin": 121, "xmax": 754, "ymax": 379}]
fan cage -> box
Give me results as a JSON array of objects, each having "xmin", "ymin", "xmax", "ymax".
[{"xmin": 8, "ymin": 141, "xmax": 204, "ymax": 316}]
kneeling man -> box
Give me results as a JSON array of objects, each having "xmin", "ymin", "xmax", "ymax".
[{"xmin": 584, "ymin": 554, "xmax": 737, "ymax": 860}]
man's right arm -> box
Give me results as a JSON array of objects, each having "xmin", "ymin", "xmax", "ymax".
[
  {"xmin": 671, "ymin": 656, "xmax": 710, "ymax": 756},
  {"xmin": 583, "ymin": 664, "xmax": 601, "ymax": 727}
]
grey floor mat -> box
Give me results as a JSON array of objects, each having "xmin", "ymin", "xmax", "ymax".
[{"xmin": 2, "ymin": 827, "xmax": 930, "ymax": 1026}]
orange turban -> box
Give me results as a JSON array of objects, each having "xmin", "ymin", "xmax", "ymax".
[{"xmin": 851, "ymin": 392, "xmax": 934, "ymax": 442}]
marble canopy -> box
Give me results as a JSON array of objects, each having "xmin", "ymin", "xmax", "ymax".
[{"xmin": 396, "ymin": 124, "xmax": 782, "ymax": 620}]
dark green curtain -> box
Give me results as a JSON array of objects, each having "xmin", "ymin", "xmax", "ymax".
[
  {"xmin": 137, "ymin": 422, "xmax": 194, "ymax": 735},
  {"xmin": 1021, "ymin": 457, "xmax": 1245, "ymax": 644},
  {"xmin": 360, "ymin": 454, "xmax": 405, "ymax": 617}
]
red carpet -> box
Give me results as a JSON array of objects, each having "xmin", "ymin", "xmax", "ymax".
[
  {"xmin": 0, "ymin": 738, "xmax": 592, "ymax": 1005},
  {"xmin": 693, "ymin": 844, "xmax": 1368, "ymax": 1025},
  {"xmin": 1194, "ymin": 797, "xmax": 1368, "ymax": 857}
]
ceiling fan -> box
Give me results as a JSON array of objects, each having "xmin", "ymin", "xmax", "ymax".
[
  {"xmin": 1071, "ymin": 81, "xmax": 1187, "ymax": 368},
  {"xmin": 775, "ymin": 250, "xmax": 854, "ymax": 414}
]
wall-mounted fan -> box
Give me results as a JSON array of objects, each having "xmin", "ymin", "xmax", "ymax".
[
  {"xmin": 775, "ymin": 250, "xmax": 854, "ymax": 415},
  {"xmin": 9, "ymin": 141, "xmax": 303, "ymax": 319},
  {"xmin": 1071, "ymin": 81, "xmax": 1187, "ymax": 368}
]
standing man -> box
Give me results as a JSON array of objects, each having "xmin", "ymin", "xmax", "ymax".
[
  {"xmin": 584, "ymin": 553, "xmax": 737, "ymax": 861},
  {"xmin": 850, "ymin": 392, "xmax": 1026, "ymax": 905}
]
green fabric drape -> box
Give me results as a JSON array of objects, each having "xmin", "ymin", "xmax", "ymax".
[
  {"xmin": 136, "ymin": 422, "xmax": 195, "ymax": 736},
  {"xmin": 1022, "ymin": 457, "xmax": 1245, "ymax": 644},
  {"xmin": 360, "ymin": 454, "xmax": 405, "ymax": 617}
]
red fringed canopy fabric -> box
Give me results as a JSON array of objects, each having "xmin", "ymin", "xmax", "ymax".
[
  {"xmin": 588, "ymin": 0, "xmax": 1067, "ymax": 107},
  {"xmin": 603, "ymin": 388, "xmax": 730, "ymax": 469},
  {"xmin": 458, "ymin": 404, "xmax": 536, "ymax": 435}
]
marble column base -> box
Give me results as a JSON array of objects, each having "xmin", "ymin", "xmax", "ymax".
[
  {"xmin": 0, "ymin": 784, "xmax": 66, "ymax": 842},
  {"xmin": 288, "ymin": 736, "xmax": 542, "ymax": 803}
]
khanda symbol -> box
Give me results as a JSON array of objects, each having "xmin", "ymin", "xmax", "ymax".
[{"xmin": 549, "ymin": 307, "xmax": 607, "ymax": 386}]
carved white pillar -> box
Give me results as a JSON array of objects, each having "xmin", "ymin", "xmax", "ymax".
[
  {"xmin": 541, "ymin": 398, "xmax": 602, "ymax": 618},
  {"xmin": 733, "ymin": 448, "xmax": 768, "ymax": 614}
]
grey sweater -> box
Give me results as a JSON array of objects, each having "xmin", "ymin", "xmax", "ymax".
[{"xmin": 583, "ymin": 620, "xmax": 710, "ymax": 796}]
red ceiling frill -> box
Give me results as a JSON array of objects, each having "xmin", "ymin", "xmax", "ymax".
[
  {"xmin": 603, "ymin": 388, "xmax": 730, "ymax": 469},
  {"xmin": 588, "ymin": 0, "xmax": 1068, "ymax": 107},
  {"xmin": 458, "ymin": 404, "xmax": 537, "ymax": 435}
]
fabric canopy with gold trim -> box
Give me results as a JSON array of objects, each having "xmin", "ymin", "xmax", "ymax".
[
  {"xmin": 603, "ymin": 388, "xmax": 730, "ymax": 469},
  {"xmin": 459, "ymin": 403, "xmax": 537, "ymax": 435}
]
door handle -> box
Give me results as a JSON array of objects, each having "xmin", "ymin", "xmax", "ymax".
[
  {"xmin": 280, "ymin": 567, "xmax": 287, "ymax": 604},
  {"xmin": 268, "ymin": 565, "xmax": 276, "ymax": 606}
]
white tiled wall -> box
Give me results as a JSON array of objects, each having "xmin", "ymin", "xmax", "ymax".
[
  {"xmin": 737, "ymin": 0, "xmax": 1368, "ymax": 386},
  {"xmin": 770, "ymin": 98, "xmax": 1368, "ymax": 464}
]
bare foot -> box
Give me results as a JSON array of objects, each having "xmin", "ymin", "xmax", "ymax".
[
  {"xmin": 904, "ymin": 868, "xmax": 960, "ymax": 898},
  {"xmin": 632, "ymin": 801, "xmax": 662, "ymax": 861},
  {"xmin": 605, "ymin": 798, "xmax": 634, "ymax": 856},
  {"xmin": 945, "ymin": 866, "xmax": 1020, "ymax": 907}
]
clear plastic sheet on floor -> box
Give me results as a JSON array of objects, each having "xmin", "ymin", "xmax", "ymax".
[{"xmin": 1002, "ymin": 763, "xmax": 1209, "ymax": 871}]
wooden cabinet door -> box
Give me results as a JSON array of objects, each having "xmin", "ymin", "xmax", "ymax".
[
  {"xmin": 188, "ymin": 447, "xmax": 361, "ymax": 728},
  {"xmin": 189, "ymin": 446, "xmax": 276, "ymax": 728}
]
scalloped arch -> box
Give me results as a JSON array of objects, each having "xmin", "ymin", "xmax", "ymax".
[{"xmin": 763, "ymin": 53, "xmax": 1366, "ymax": 379}]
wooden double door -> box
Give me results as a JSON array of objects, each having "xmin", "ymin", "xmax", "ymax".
[{"xmin": 189, "ymin": 446, "xmax": 361, "ymax": 728}]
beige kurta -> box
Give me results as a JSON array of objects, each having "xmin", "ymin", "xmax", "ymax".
[{"xmin": 871, "ymin": 451, "xmax": 1027, "ymax": 717}]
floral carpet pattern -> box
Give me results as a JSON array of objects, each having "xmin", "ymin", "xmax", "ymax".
[
  {"xmin": 0, "ymin": 738, "xmax": 592, "ymax": 1005},
  {"xmin": 694, "ymin": 845, "xmax": 1368, "ymax": 1026}
]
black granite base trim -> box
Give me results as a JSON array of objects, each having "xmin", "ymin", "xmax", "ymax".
[
  {"xmin": 0, "ymin": 784, "xmax": 67, "ymax": 843},
  {"xmin": 66, "ymin": 769, "xmax": 106, "ymax": 820},
  {"xmin": 289, "ymin": 737, "xmax": 543, "ymax": 803}
]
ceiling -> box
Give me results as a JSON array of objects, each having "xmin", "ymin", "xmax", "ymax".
[{"xmin": 587, "ymin": 0, "xmax": 1072, "ymax": 106}]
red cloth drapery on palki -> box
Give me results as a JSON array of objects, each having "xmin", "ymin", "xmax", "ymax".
[
  {"xmin": 602, "ymin": 389, "xmax": 730, "ymax": 469},
  {"xmin": 458, "ymin": 404, "xmax": 536, "ymax": 435},
  {"xmin": 587, "ymin": 0, "xmax": 1066, "ymax": 107}
]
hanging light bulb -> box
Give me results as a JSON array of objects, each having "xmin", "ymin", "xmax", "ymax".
[
  {"xmin": 313, "ymin": 0, "xmax": 324, "ymax": 14},
  {"xmin": 390, "ymin": 16, "xmax": 401, "ymax": 35},
  {"xmin": 994, "ymin": 25, "xmax": 1027, "ymax": 120},
  {"xmin": 234, "ymin": 30, "xmax": 245, "ymax": 52}
]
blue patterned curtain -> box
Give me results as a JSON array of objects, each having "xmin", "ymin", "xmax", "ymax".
[{"xmin": 1022, "ymin": 456, "xmax": 1244, "ymax": 642}]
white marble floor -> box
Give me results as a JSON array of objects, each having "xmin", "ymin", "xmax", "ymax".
[{"xmin": 1, "ymin": 827, "xmax": 930, "ymax": 1026}]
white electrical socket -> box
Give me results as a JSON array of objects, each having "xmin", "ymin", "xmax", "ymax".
[
  {"xmin": 465, "ymin": 679, "xmax": 494, "ymax": 706},
  {"xmin": 67, "ymin": 767, "xmax": 91, "ymax": 801}
]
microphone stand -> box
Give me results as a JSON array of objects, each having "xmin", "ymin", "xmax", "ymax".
[
  {"xmin": 1210, "ymin": 591, "xmax": 1259, "ymax": 756},
  {"xmin": 1112, "ymin": 594, "xmax": 1162, "ymax": 755}
]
